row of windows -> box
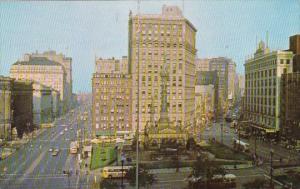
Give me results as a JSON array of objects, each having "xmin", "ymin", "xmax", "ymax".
[
  {"xmin": 246, "ymin": 69, "xmax": 277, "ymax": 79},
  {"xmin": 246, "ymin": 88, "xmax": 277, "ymax": 96}
]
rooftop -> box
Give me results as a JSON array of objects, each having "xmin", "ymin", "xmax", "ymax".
[{"xmin": 13, "ymin": 57, "xmax": 62, "ymax": 66}]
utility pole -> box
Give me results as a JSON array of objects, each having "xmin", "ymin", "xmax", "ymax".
[
  {"xmin": 270, "ymin": 149, "xmax": 274, "ymax": 188},
  {"xmin": 136, "ymin": 0, "xmax": 141, "ymax": 188},
  {"xmin": 220, "ymin": 122, "xmax": 223, "ymax": 144}
]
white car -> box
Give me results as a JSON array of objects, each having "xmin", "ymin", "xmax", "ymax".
[
  {"xmin": 60, "ymin": 131, "xmax": 64, "ymax": 135},
  {"xmin": 64, "ymin": 128, "xmax": 68, "ymax": 131},
  {"xmin": 49, "ymin": 148, "xmax": 53, "ymax": 152}
]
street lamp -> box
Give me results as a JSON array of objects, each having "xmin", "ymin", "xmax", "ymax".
[{"xmin": 270, "ymin": 149, "xmax": 274, "ymax": 188}]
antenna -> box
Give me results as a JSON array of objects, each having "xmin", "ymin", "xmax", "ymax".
[
  {"xmin": 256, "ymin": 35, "xmax": 258, "ymax": 49},
  {"xmin": 182, "ymin": 0, "xmax": 185, "ymax": 15},
  {"xmin": 266, "ymin": 31, "xmax": 269, "ymax": 48}
]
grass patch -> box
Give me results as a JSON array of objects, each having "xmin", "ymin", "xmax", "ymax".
[
  {"xmin": 90, "ymin": 144, "xmax": 117, "ymax": 170},
  {"xmin": 202, "ymin": 142, "xmax": 251, "ymax": 161}
]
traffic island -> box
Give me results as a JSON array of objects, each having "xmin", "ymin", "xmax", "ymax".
[{"xmin": 90, "ymin": 143, "xmax": 117, "ymax": 170}]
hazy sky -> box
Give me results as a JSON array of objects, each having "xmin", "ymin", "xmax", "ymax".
[{"xmin": 0, "ymin": 0, "xmax": 299, "ymax": 92}]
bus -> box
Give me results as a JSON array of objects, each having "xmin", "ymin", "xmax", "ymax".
[
  {"xmin": 233, "ymin": 138, "xmax": 249, "ymax": 152},
  {"xmin": 70, "ymin": 141, "xmax": 78, "ymax": 154},
  {"xmin": 101, "ymin": 166, "xmax": 133, "ymax": 179}
]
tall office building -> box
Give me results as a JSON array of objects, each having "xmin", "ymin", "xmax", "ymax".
[
  {"xmin": 208, "ymin": 57, "xmax": 230, "ymax": 114},
  {"xmin": 24, "ymin": 51, "xmax": 72, "ymax": 112},
  {"xmin": 228, "ymin": 61, "xmax": 237, "ymax": 101},
  {"xmin": 128, "ymin": 5, "xmax": 197, "ymax": 133},
  {"xmin": 92, "ymin": 57, "xmax": 131, "ymax": 138},
  {"xmin": 244, "ymin": 41, "xmax": 293, "ymax": 134},
  {"xmin": 289, "ymin": 34, "xmax": 300, "ymax": 72},
  {"xmin": 280, "ymin": 72, "xmax": 300, "ymax": 142},
  {"xmin": 10, "ymin": 56, "xmax": 66, "ymax": 114}
]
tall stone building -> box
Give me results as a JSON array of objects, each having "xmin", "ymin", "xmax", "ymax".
[
  {"xmin": 92, "ymin": 57, "xmax": 131, "ymax": 138},
  {"xmin": 12, "ymin": 80, "xmax": 33, "ymax": 138},
  {"xmin": 128, "ymin": 5, "xmax": 197, "ymax": 134},
  {"xmin": 228, "ymin": 61, "xmax": 236, "ymax": 102},
  {"xmin": 22, "ymin": 51, "xmax": 72, "ymax": 112},
  {"xmin": 289, "ymin": 34, "xmax": 300, "ymax": 72},
  {"xmin": 244, "ymin": 41, "xmax": 293, "ymax": 135},
  {"xmin": 280, "ymin": 72, "xmax": 300, "ymax": 143},
  {"xmin": 0, "ymin": 76, "xmax": 14, "ymax": 140},
  {"xmin": 10, "ymin": 56, "xmax": 65, "ymax": 114},
  {"xmin": 208, "ymin": 57, "xmax": 230, "ymax": 114}
]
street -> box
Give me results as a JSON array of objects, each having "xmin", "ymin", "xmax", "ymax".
[{"xmin": 0, "ymin": 105, "xmax": 91, "ymax": 189}]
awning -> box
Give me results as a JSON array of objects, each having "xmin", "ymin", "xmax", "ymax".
[{"xmin": 249, "ymin": 123, "xmax": 277, "ymax": 133}]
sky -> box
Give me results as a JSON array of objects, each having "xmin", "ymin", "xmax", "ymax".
[{"xmin": 0, "ymin": 0, "xmax": 299, "ymax": 92}]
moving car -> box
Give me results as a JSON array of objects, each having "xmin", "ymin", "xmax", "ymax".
[{"xmin": 51, "ymin": 149, "xmax": 60, "ymax": 156}]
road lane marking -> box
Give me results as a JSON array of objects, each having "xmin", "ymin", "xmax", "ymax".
[{"xmin": 17, "ymin": 150, "xmax": 47, "ymax": 184}]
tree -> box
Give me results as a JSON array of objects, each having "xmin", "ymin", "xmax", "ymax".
[
  {"xmin": 125, "ymin": 166, "xmax": 156, "ymax": 188},
  {"xmin": 190, "ymin": 155, "xmax": 227, "ymax": 189},
  {"xmin": 186, "ymin": 137, "xmax": 197, "ymax": 151},
  {"xmin": 242, "ymin": 178, "xmax": 266, "ymax": 189},
  {"xmin": 99, "ymin": 179, "xmax": 118, "ymax": 189}
]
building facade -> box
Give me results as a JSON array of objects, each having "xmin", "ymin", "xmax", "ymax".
[
  {"xmin": 128, "ymin": 5, "xmax": 197, "ymax": 134},
  {"xmin": 92, "ymin": 73, "xmax": 132, "ymax": 137},
  {"xmin": 244, "ymin": 41, "xmax": 293, "ymax": 134},
  {"xmin": 27, "ymin": 51, "xmax": 72, "ymax": 112},
  {"xmin": 208, "ymin": 57, "xmax": 230, "ymax": 114},
  {"xmin": 195, "ymin": 58, "xmax": 210, "ymax": 71},
  {"xmin": 0, "ymin": 76, "xmax": 14, "ymax": 141},
  {"xmin": 32, "ymin": 83, "xmax": 53, "ymax": 126},
  {"xmin": 228, "ymin": 61, "xmax": 237, "ymax": 102},
  {"xmin": 95, "ymin": 56, "xmax": 128, "ymax": 74},
  {"xmin": 280, "ymin": 72, "xmax": 300, "ymax": 142},
  {"xmin": 12, "ymin": 80, "xmax": 33, "ymax": 138},
  {"xmin": 10, "ymin": 56, "xmax": 65, "ymax": 114},
  {"xmin": 289, "ymin": 34, "xmax": 300, "ymax": 72}
]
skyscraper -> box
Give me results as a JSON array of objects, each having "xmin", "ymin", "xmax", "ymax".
[{"xmin": 128, "ymin": 5, "xmax": 197, "ymax": 134}]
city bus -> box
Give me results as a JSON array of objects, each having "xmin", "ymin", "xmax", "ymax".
[
  {"xmin": 70, "ymin": 141, "xmax": 78, "ymax": 154},
  {"xmin": 101, "ymin": 166, "xmax": 133, "ymax": 179},
  {"xmin": 233, "ymin": 138, "xmax": 249, "ymax": 152}
]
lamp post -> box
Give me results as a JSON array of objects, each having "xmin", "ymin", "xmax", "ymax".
[
  {"xmin": 121, "ymin": 153, "xmax": 126, "ymax": 189},
  {"xmin": 270, "ymin": 149, "xmax": 274, "ymax": 188}
]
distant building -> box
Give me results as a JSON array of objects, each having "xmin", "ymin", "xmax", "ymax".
[
  {"xmin": 209, "ymin": 57, "xmax": 231, "ymax": 114},
  {"xmin": 238, "ymin": 74, "xmax": 245, "ymax": 97},
  {"xmin": 195, "ymin": 58, "xmax": 210, "ymax": 71},
  {"xmin": 289, "ymin": 34, "xmax": 300, "ymax": 72},
  {"xmin": 95, "ymin": 56, "xmax": 128, "ymax": 74},
  {"xmin": 27, "ymin": 51, "xmax": 73, "ymax": 112},
  {"xmin": 195, "ymin": 71, "xmax": 218, "ymax": 121},
  {"xmin": 10, "ymin": 56, "xmax": 65, "ymax": 114},
  {"xmin": 129, "ymin": 5, "xmax": 197, "ymax": 134},
  {"xmin": 51, "ymin": 90, "xmax": 60, "ymax": 118},
  {"xmin": 12, "ymin": 80, "xmax": 33, "ymax": 138},
  {"xmin": 228, "ymin": 61, "xmax": 237, "ymax": 102},
  {"xmin": 244, "ymin": 41, "xmax": 293, "ymax": 135},
  {"xmin": 92, "ymin": 73, "xmax": 132, "ymax": 138},
  {"xmin": 32, "ymin": 83, "xmax": 53, "ymax": 126},
  {"xmin": 0, "ymin": 76, "xmax": 14, "ymax": 141},
  {"xmin": 280, "ymin": 72, "xmax": 300, "ymax": 142}
]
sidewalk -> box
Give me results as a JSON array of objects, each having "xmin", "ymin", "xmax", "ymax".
[{"xmin": 0, "ymin": 128, "xmax": 46, "ymax": 160}]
